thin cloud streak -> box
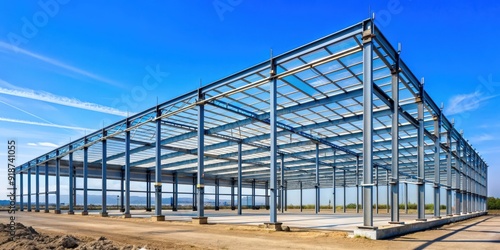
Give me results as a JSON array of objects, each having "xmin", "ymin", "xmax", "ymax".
[
  {"xmin": 0, "ymin": 99, "xmax": 54, "ymax": 124},
  {"xmin": 445, "ymin": 90, "xmax": 498, "ymax": 115},
  {"xmin": 0, "ymin": 41, "xmax": 124, "ymax": 88},
  {"xmin": 0, "ymin": 117, "xmax": 92, "ymax": 131},
  {"xmin": 0, "ymin": 83, "xmax": 129, "ymax": 117}
]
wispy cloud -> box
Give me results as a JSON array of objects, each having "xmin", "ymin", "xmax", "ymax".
[
  {"xmin": 0, "ymin": 117, "xmax": 91, "ymax": 131},
  {"xmin": 470, "ymin": 134, "xmax": 494, "ymax": 143},
  {"xmin": 0, "ymin": 41, "xmax": 124, "ymax": 88},
  {"xmin": 445, "ymin": 91, "xmax": 497, "ymax": 115},
  {"xmin": 27, "ymin": 142, "xmax": 58, "ymax": 148},
  {"xmin": 0, "ymin": 80, "xmax": 129, "ymax": 117}
]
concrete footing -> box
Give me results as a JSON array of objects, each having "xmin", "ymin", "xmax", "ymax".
[
  {"xmin": 122, "ymin": 213, "xmax": 132, "ymax": 218},
  {"xmin": 145, "ymin": 208, "xmax": 152, "ymax": 212},
  {"xmin": 34, "ymin": 210, "xmax": 40, "ymax": 213},
  {"xmin": 81, "ymin": 211, "xmax": 89, "ymax": 216},
  {"xmin": 52, "ymin": 210, "xmax": 61, "ymax": 214},
  {"xmin": 415, "ymin": 218, "xmax": 427, "ymax": 222},
  {"xmin": 99, "ymin": 212, "xmax": 108, "ymax": 217},
  {"xmin": 67, "ymin": 211, "xmax": 75, "ymax": 215},
  {"xmin": 354, "ymin": 211, "xmax": 486, "ymax": 240},
  {"xmin": 192, "ymin": 217, "xmax": 208, "ymax": 225},
  {"xmin": 263, "ymin": 222, "xmax": 283, "ymax": 231},
  {"xmin": 151, "ymin": 215, "xmax": 165, "ymax": 221},
  {"xmin": 388, "ymin": 221, "xmax": 405, "ymax": 225},
  {"xmin": 44, "ymin": 210, "xmax": 49, "ymax": 213}
]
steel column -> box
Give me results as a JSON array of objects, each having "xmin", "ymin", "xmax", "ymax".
[
  {"xmin": 196, "ymin": 91, "xmax": 205, "ymax": 219},
  {"xmin": 154, "ymin": 108, "xmax": 163, "ymax": 217},
  {"xmin": 332, "ymin": 167, "xmax": 336, "ymax": 213},
  {"xmin": 146, "ymin": 171, "xmax": 151, "ymax": 211},
  {"xmin": 404, "ymin": 182, "xmax": 408, "ymax": 214},
  {"xmin": 173, "ymin": 172, "xmax": 178, "ymax": 211},
  {"xmin": 265, "ymin": 181, "xmax": 269, "ymax": 210},
  {"xmin": 80, "ymin": 146, "xmax": 87, "ymax": 214},
  {"xmin": 55, "ymin": 155, "xmax": 60, "ymax": 213},
  {"xmin": 252, "ymin": 179, "xmax": 256, "ymax": 209},
  {"xmin": 231, "ymin": 178, "xmax": 235, "ymax": 210},
  {"xmin": 433, "ymin": 111, "xmax": 441, "ymax": 218},
  {"xmin": 125, "ymin": 122, "xmax": 131, "ymax": 216},
  {"xmin": 446, "ymin": 127, "xmax": 452, "ymax": 216},
  {"xmin": 44, "ymin": 161, "xmax": 49, "ymax": 212},
  {"xmin": 362, "ymin": 20, "xmax": 374, "ymax": 227},
  {"xmin": 20, "ymin": 172, "xmax": 23, "ymax": 211},
  {"xmin": 35, "ymin": 164, "xmax": 39, "ymax": 212},
  {"xmin": 356, "ymin": 156, "xmax": 359, "ymax": 214},
  {"xmin": 101, "ymin": 134, "xmax": 108, "ymax": 216},
  {"xmin": 386, "ymin": 169, "xmax": 389, "ymax": 214},
  {"xmin": 333, "ymin": 150, "xmax": 336, "ymax": 213},
  {"xmin": 68, "ymin": 149, "xmax": 74, "ymax": 214},
  {"xmin": 27, "ymin": 167, "xmax": 31, "ymax": 212},
  {"xmin": 237, "ymin": 142, "xmax": 242, "ymax": 215},
  {"xmin": 343, "ymin": 169, "xmax": 346, "ymax": 213},
  {"xmin": 416, "ymin": 81, "xmax": 426, "ymax": 221},
  {"xmin": 390, "ymin": 51, "xmax": 400, "ymax": 222},
  {"xmin": 315, "ymin": 144, "xmax": 320, "ymax": 214},
  {"xmin": 284, "ymin": 181, "xmax": 287, "ymax": 211},
  {"xmin": 375, "ymin": 166, "xmax": 379, "ymax": 214},
  {"xmin": 215, "ymin": 178, "xmax": 220, "ymax": 210},
  {"xmin": 281, "ymin": 154, "xmax": 285, "ymax": 213},
  {"xmin": 269, "ymin": 57, "xmax": 278, "ymax": 224},
  {"xmin": 192, "ymin": 177, "xmax": 197, "ymax": 211},
  {"xmin": 299, "ymin": 181, "xmax": 303, "ymax": 212}
]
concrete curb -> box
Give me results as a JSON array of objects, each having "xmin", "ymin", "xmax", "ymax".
[{"xmin": 354, "ymin": 211, "xmax": 487, "ymax": 240}]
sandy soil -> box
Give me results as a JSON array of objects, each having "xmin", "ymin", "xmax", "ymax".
[{"xmin": 1, "ymin": 211, "xmax": 499, "ymax": 249}]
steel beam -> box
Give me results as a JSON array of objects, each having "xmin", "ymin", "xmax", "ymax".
[{"xmin": 361, "ymin": 20, "xmax": 374, "ymax": 228}]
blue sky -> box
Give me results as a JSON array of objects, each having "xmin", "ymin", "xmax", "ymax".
[{"xmin": 0, "ymin": 0, "xmax": 499, "ymax": 205}]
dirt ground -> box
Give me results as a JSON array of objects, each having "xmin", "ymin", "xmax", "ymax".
[{"xmin": 1, "ymin": 211, "xmax": 499, "ymax": 249}]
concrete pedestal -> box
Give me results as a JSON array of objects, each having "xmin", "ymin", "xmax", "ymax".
[
  {"xmin": 52, "ymin": 210, "xmax": 61, "ymax": 214},
  {"xmin": 263, "ymin": 222, "xmax": 283, "ymax": 231},
  {"xmin": 81, "ymin": 211, "xmax": 89, "ymax": 216},
  {"xmin": 151, "ymin": 215, "xmax": 165, "ymax": 221},
  {"xmin": 100, "ymin": 212, "xmax": 108, "ymax": 217},
  {"xmin": 122, "ymin": 213, "xmax": 132, "ymax": 218},
  {"xmin": 192, "ymin": 217, "xmax": 208, "ymax": 225}
]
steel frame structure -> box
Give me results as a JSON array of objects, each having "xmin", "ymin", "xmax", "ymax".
[{"xmin": 15, "ymin": 19, "xmax": 488, "ymax": 227}]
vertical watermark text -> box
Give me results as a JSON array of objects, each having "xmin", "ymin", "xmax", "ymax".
[{"xmin": 7, "ymin": 139, "xmax": 17, "ymax": 241}]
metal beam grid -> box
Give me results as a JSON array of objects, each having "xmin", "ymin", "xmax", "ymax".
[{"xmin": 16, "ymin": 20, "xmax": 488, "ymax": 215}]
